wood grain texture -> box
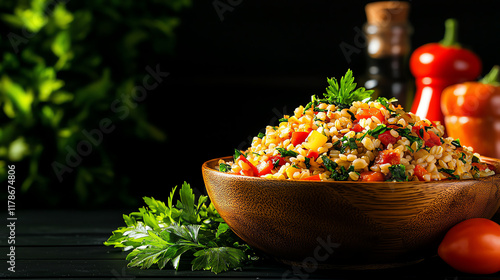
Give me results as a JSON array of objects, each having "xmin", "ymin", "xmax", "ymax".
[{"xmin": 202, "ymin": 156, "xmax": 500, "ymax": 269}]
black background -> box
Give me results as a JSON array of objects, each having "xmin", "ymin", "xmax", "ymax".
[{"xmin": 118, "ymin": 0, "xmax": 500, "ymax": 203}]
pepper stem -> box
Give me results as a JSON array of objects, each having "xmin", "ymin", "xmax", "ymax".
[
  {"xmin": 480, "ymin": 65, "xmax": 500, "ymax": 86},
  {"xmin": 439, "ymin": 18, "xmax": 460, "ymax": 47}
]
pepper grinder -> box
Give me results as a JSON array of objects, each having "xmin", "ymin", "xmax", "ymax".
[{"xmin": 361, "ymin": 1, "xmax": 413, "ymax": 108}]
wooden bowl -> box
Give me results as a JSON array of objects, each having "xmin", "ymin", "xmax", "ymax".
[{"xmin": 202, "ymin": 156, "xmax": 500, "ymax": 269}]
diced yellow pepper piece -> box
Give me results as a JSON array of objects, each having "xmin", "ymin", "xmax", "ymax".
[
  {"xmin": 288, "ymin": 116, "xmax": 300, "ymax": 124},
  {"xmin": 302, "ymin": 130, "xmax": 328, "ymax": 151},
  {"xmin": 286, "ymin": 166, "xmax": 300, "ymax": 179}
]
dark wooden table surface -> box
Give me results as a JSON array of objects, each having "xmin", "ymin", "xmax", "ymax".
[{"xmin": 2, "ymin": 209, "xmax": 500, "ymax": 280}]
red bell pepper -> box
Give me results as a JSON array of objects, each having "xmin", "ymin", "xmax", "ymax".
[
  {"xmin": 238, "ymin": 155, "xmax": 259, "ymax": 176},
  {"xmin": 306, "ymin": 149, "xmax": 319, "ymax": 160},
  {"xmin": 377, "ymin": 130, "xmax": 400, "ymax": 147},
  {"xmin": 355, "ymin": 108, "xmax": 386, "ymax": 124},
  {"xmin": 414, "ymin": 164, "xmax": 429, "ymax": 181},
  {"xmin": 410, "ymin": 18, "xmax": 482, "ymax": 124},
  {"xmin": 290, "ymin": 131, "xmax": 310, "ymax": 146},
  {"xmin": 359, "ymin": 171, "xmax": 385, "ymax": 182}
]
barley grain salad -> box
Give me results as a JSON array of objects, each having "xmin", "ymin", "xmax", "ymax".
[{"xmin": 218, "ymin": 70, "xmax": 496, "ymax": 182}]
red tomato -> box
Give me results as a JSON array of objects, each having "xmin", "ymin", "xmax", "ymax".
[
  {"xmin": 414, "ymin": 164, "xmax": 428, "ymax": 181},
  {"xmin": 378, "ymin": 131, "xmax": 399, "ymax": 147},
  {"xmin": 438, "ymin": 218, "xmax": 500, "ymax": 274},
  {"xmin": 355, "ymin": 108, "xmax": 386, "ymax": 124},
  {"xmin": 291, "ymin": 131, "xmax": 310, "ymax": 146},
  {"xmin": 359, "ymin": 171, "xmax": 385, "ymax": 182},
  {"xmin": 375, "ymin": 149, "xmax": 400, "ymax": 165}
]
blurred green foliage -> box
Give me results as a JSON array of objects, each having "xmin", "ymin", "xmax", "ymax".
[{"xmin": 0, "ymin": 0, "xmax": 191, "ymax": 206}]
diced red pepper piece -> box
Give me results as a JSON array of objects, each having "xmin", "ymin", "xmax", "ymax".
[
  {"xmin": 375, "ymin": 149, "xmax": 400, "ymax": 165},
  {"xmin": 359, "ymin": 171, "xmax": 385, "ymax": 182},
  {"xmin": 425, "ymin": 130, "xmax": 442, "ymax": 147},
  {"xmin": 412, "ymin": 125, "xmax": 442, "ymax": 148},
  {"xmin": 378, "ymin": 131, "xmax": 399, "ymax": 147},
  {"xmin": 302, "ymin": 174, "xmax": 321, "ymax": 181},
  {"xmin": 238, "ymin": 155, "xmax": 259, "ymax": 177},
  {"xmin": 291, "ymin": 131, "xmax": 310, "ymax": 146},
  {"xmin": 269, "ymin": 155, "xmax": 285, "ymax": 166},
  {"xmin": 414, "ymin": 164, "xmax": 429, "ymax": 181},
  {"xmin": 472, "ymin": 162, "xmax": 488, "ymax": 171},
  {"xmin": 355, "ymin": 108, "xmax": 386, "ymax": 124},
  {"xmin": 256, "ymin": 160, "xmax": 273, "ymax": 176},
  {"xmin": 306, "ymin": 150, "xmax": 319, "ymax": 160},
  {"xmin": 351, "ymin": 122, "xmax": 363, "ymax": 133}
]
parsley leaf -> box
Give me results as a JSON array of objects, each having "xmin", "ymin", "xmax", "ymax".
[
  {"xmin": 233, "ymin": 149, "xmax": 243, "ymax": 161},
  {"xmin": 276, "ymin": 148, "xmax": 299, "ymax": 157},
  {"xmin": 439, "ymin": 168, "xmax": 460, "ymax": 180},
  {"xmin": 321, "ymin": 155, "xmax": 354, "ymax": 180},
  {"xmin": 304, "ymin": 157, "xmax": 311, "ymax": 169},
  {"xmin": 396, "ymin": 127, "xmax": 424, "ymax": 152},
  {"xmin": 321, "ymin": 155, "xmax": 338, "ymax": 173},
  {"xmin": 368, "ymin": 124, "xmax": 388, "ymax": 138},
  {"xmin": 377, "ymin": 97, "xmax": 398, "ymax": 112},
  {"xmin": 388, "ymin": 164, "xmax": 408, "ymax": 182},
  {"xmin": 451, "ymin": 139, "xmax": 462, "ymax": 148},
  {"xmin": 323, "ymin": 69, "xmax": 373, "ymax": 109},
  {"xmin": 104, "ymin": 182, "xmax": 259, "ymax": 274}
]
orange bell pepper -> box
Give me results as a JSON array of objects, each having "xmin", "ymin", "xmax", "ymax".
[{"xmin": 441, "ymin": 65, "xmax": 500, "ymax": 158}]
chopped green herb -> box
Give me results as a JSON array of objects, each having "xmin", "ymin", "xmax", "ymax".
[
  {"xmin": 233, "ymin": 149, "xmax": 243, "ymax": 161},
  {"xmin": 471, "ymin": 165, "xmax": 481, "ymax": 179},
  {"xmin": 388, "ymin": 164, "xmax": 408, "ymax": 182},
  {"xmin": 346, "ymin": 110, "xmax": 356, "ymax": 120},
  {"xmin": 346, "ymin": 137, "xmax": 358, "ymax": 150},
  {"xmin": 279, "ymin": 117, "xmax": 288, "ymax": 122},
  {"xmin": 439, "ymin": 168, "xmax": 460, "ymax": 180},
  {"xmin": 321, "ymin": 155, "xmax": 354, "ymax": 180},
  {"xmin": 304, "ymin": 157, "xmax": 311, "ymax": 169},
  {"xmin": 321, "ymin": 155, "xmax": 338, "ymax": 173},
  {"xmin": 336, "ymin": 136, "xmax": 359, "ymax": 153},
  {"xmin": 314, "ymin": 107, "xmax": 327, "ymax": 113},
  {"xmin": 303, "ymin": 95, "xmax": 319, "ymax": 114},
  {"xmin": 219, "ymin": 163, "xmax": 232, "ymax": 172},
  {"xmin": 377, "ymin": 97, "xmax": 398, "ymax": 112},
  {"xmin": 472, "ymin": 155, "xmax": 480, "ymax": 163},
  {"xmin": 451, "ymin": 139, "xmax": 462, "ymax": 148},
  {"xmin": 276, "ymin": 148, "xmax": 299, "ymax": 157},
  {"xmin": 257, "ymin": 132, "xmax": 265, "ymax": 139},
  {"xmin": 368, "ymin": 124, "xmax": 388, "ymax": 138},
  {"xmin": 419, "ymin": 128, "xmax": 425, "ymax": 139},
  {"xmin": 331, "ymin": 165, "xmax": 353, "ymax": 181},
  {"xmin": 396, "ymin": 128, "xmax": 424, "ymax": 152},
  {"xmin": 459, "ymin": 153, "xmax": 467, "ymax": 164}
]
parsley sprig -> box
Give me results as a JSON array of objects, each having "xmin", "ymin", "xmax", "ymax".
[
  {"xmin": 324, "ymin": 69, "xmax": 373, "ymax": 108},
  {"xmin": 104, "ymin": 182, "xmax": 259, "ymax": 274},
  {"xmin": 306, "ymin": 69, "xmax": 373, "ymax": 111}
]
